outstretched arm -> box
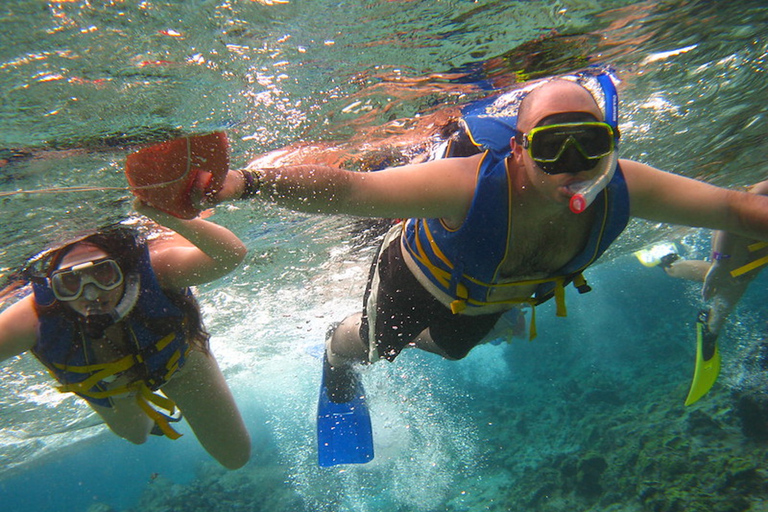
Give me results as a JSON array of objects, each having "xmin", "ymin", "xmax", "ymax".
[
  {"xmin": 205, "ymin": 155, "xmax": 481, "ymax": 225},
  {"xmin": 134, "ymin": 201, "xmax": 247, "ymax": 289},
  {"xmin": 622, "ymin": 159, "xmax": 768, "ymax": 241}
]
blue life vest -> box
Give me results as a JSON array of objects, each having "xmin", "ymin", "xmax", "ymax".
[
  {"xmin": 403, "ymin": 155, "xmax": 629, "ymax": 307},
  {"xmin": 31, "ymin": 243, "xmax": 191, "ymax": 409}
]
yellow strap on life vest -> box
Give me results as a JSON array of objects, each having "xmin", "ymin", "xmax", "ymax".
[
  {"xmin": 413, "ymin": 221, "xmax": 557, "ymax": 292},
  {"xmin": 404, "ymin": 222, "xmax": 597, "ymax": 341},
  {"xmin": 572, "ymin": 272, "xmax": 588, "ymax": 290},
  {"xmin": 729, "ymin": 242, "xmax": 768, "ymax": 278},
  {"xmin": 162, "ymin": 343, "xmax": 192, "ymax": 382},
  {"xmin": 422, "ymin": 221, "xmax": 458, "ymax": 274},
  {"xmin": 154, "ymin": 332, "xmax": 177, "ymax": 352},
  {"xmin": 528, "ymin": 304, "xmax": 537, "ymax": 340},
  {"xmin": 553, "ymin": 279, "xmax": 567, "ymax": 317},
  {"xmin": 135, "ymin": 385, "xmax": 183, "ymax": 440},
  {"xmin": 730, "ymin": 254, "xmax": 768, "ymax": 278},
  {"xmin": 56, "ymin": 353, "xmax": 139, "ymax": 394},
  {"xmin": 55, "ymin": 333, "xmax": 178, "ymax": 395},
  {"xmin": 747, "ymin": 241, "xmax": 768, "ymax": 251}
]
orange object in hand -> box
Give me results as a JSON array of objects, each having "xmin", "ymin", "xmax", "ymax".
[{"xmin": 126, "ymin": 132, "xmax": 229, "ymax": 219}]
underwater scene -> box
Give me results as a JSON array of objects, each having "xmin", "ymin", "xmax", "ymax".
[{"xmin": 1, "ymin": 0, "xmax": 768, "ymax": 511}]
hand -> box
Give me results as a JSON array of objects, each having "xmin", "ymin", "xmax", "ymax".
[{"xmin": 192, "ymin": 169, "xmax": 244, "ymax": 209}]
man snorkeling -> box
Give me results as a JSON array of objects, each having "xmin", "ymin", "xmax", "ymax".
[
  {"xmin": 197, "ymin": 69, "xmax": 768, "ymax": 465},
  {"xmin": 0, "ymin": 202, "xmax": 251, "ymax": 470}
]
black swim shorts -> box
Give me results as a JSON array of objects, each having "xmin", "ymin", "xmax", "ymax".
[{"xmin": 359, "ymin": 231, "xmax": 502, "ymax": 361}]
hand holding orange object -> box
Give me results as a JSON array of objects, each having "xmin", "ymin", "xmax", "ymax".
[{"xmin": 125, "ymin": 132, "xmax": 229, "ymax": 219}]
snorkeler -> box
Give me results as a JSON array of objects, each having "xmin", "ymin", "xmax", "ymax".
[
  {"xmin": 0, "ymin": 202, "xmax": 251, "ymax": 470},
  {"xmin": 637, "ymin": 179, "xmax": 768, "ymax": 405},
  {"xmin": 195, "ymin": 67, "xmax": 768, "ymax": 465}
]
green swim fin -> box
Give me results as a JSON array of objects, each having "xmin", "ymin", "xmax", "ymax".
[{"xmin": 684, "ymin": 309, "xmax": 721, "ymax": 406}]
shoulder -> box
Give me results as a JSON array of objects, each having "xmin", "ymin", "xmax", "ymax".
[
  {"xmin": 618, "ymin": 158, "xmax": 662, "ymax": 182},
  {"xmin": 747, "ymin": 179, "xmax": 768, "ymax": 196},
  {"xmin": 144, "ymin": 235, "xmax": 191, "ymax": 281},
  {"xmin": 2, "ymin": 294, "xmax": 38, "ymax": 321}
]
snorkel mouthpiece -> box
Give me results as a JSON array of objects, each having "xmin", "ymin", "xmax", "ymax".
[
  {"xmin": 80, "ymin": 273, "xmax": 140, "ymax": 339},
  {"xmin": 567, "ymin": 151, "xmax": 617, "ymax": 214}
]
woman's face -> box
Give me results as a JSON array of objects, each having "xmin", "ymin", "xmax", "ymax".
[{"xmin": 53, "ymin": 244, "xmax": 125, "ymax": 317}]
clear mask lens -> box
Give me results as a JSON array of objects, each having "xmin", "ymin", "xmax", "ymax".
[{"xmin": 50, "ymin": 259, "xmax": 123, "ymax": 301}]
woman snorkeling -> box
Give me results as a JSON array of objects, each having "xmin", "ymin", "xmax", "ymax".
[{"xmin": 0, "ymin": 201, "xmax": 251, "ymax": 470}]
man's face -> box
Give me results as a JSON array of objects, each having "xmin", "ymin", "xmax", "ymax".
[{"xmin": 513, "ymin": 82, "xmax": 613, "ymax": 206}]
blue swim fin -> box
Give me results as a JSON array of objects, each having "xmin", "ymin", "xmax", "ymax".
[{"xmin": 317, "ymin": 355, "xmax": 374, "ymax": 467}]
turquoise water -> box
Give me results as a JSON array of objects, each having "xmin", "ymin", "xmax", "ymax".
[{"xmin": 2, "ymin": 1, "xmax": 768, "ymax": 511}]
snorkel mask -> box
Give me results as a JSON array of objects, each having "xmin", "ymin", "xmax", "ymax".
[
  {"xmin": 50, "ymin": 258, "xmax": 124, "ymax": 302},
  {"xmin": 521, "ymin": 121, "xmax": 618, "ymax": 214},
  {"xmin": 49, "ymin": 252, "xmax": 140, "ymax": 338},
  {"xmin": 516, "ymin": 116, "xmax": 618, "ymax": 213}
]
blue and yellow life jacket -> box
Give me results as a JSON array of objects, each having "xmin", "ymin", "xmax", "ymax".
[
  {"xmin": 31, "ymin": 243, "xmax": 191, "ymax": 438},
  {"xmin": 402, "ymin": 66, "xmax": 629, "ymax": 338}
]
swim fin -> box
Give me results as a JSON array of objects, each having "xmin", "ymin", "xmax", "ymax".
[
  {"xmin": 684, "ymin": 309, "xmax": 721, "ymax": 406},
  {"xmin": 317, "ymin": 355, "xmax": 374, "ymax": 467}
]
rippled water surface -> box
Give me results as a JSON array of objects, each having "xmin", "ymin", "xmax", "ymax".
[{"xmin": 1, "ymin": 1, "xmax": 768, "ymax": 511}]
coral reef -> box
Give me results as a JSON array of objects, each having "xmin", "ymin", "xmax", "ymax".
[
  {"xmin": 102, "ymin": 329, "xmax": 768, "ymax": 512},
  {"xmin": 125, "ymin": 463, "xmax": 305, "ymax": 512}
]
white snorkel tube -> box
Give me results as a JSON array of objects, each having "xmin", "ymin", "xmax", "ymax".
[
  {"xmin": 567, "ymin": 150, "xmax": 618, "ymax": 214},
  {"xmin": 567, "ymin": 69, "xmax": 620, "ymax": 215}
]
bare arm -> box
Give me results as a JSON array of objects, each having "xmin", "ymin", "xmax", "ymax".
[
  {"xmin": 699, "ymin": 180, "xmax": 768, "ymax": 333},
  {"xmin": 0, "ymin": 295, "xmax": 38, "ymax": 363},
  {"xmin": 211, "ymin": 155, "xmax": 482, "ymax": 224},
  {"xmin": 707, "ymin": 180, "xmax": 768, "ymax": 269},
  {"xmin": 622, "ymin": 159, "xmax": 768, "ymax": 240},
  {"xmin": 134, "ymin": 202, "xmax": 247, "ymax": 289}
]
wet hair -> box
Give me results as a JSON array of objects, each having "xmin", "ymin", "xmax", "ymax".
[
  {"xmin": 43, "ymin": 225, "xmax": 143, "ymax": 278},
  {"xmin": 32, "ymin": 224, "xmax": 210, "ymax": 353}
]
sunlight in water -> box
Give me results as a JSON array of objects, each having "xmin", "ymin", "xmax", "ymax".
[{"xmin": 1, "ymin": 1, "xmax": 768, "ymax": 511}]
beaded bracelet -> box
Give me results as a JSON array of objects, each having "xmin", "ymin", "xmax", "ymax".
[{"xmin": 239, "ymin": 169, "xmax": 262, "ymax": 199}]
